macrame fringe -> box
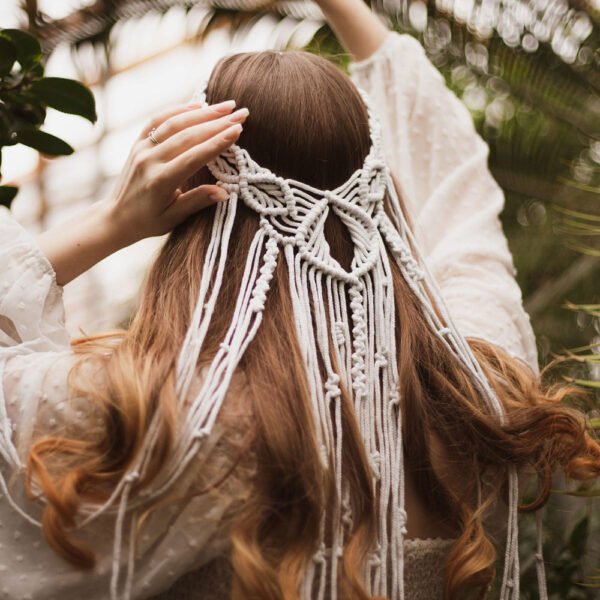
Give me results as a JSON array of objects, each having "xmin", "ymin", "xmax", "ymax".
[{"xmin": 0, "ymin": 90, "xmax": 551, "ymax": 600}]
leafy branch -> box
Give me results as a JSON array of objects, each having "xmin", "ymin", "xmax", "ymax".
[{"xmin": 0, "ymin": 28, "xmax": 97, "ymax": 208}]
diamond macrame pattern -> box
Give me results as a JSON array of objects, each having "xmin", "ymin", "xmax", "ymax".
[{"xmin": 209, "ymin": 144, "xmax": 389, "ymax": 284}]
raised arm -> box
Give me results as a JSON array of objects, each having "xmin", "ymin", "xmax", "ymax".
[
  {"xmin": 315, "ymin": 0, "xmax": 388, "ymax": 60},
  {"xmin": 38, "ymin": 101, "xmax": 247, "ymax": 285},
  {"xmin": 318, "ymin": 2, "xmax": 539, "ymax": 372}
]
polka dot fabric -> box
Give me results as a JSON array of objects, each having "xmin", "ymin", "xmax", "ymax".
[{"xmin": 350, "ymin": 32, "xmax": 538, "ymax": 374}]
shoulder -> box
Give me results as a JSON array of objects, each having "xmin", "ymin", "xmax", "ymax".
[{"xmin": 349, "ymin": 31, "xmax": 427, "ymax": 75}]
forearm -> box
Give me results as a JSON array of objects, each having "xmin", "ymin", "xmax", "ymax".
[
  {"xmin": 35, "ymin": 102, "xmax": 245, "ymax": 287},
  {"xmin": 37, "ymin": 202, "xmax": 127, "ymax": 286},
  {"xmin": 318, "ymin": 0, "xmax": 388, "ymax": 61}
]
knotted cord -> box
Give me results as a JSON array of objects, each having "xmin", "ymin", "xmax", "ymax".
[{"xmin": 0, "ymin": 87, "xmax": 552, "ymax": 600}]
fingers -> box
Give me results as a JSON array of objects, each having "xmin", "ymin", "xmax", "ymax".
[
  {"xmin": 167, "ymin": 184, "xmax": 229, "ymax": 223},
  {"xmin": 162, "ymin": 123, "xmax": 243, "ymax": 185},
  {"xmin": 150, "ymin": 100, "xmax": 237, "ymax": 146},
  {"xmin": 153, "ymin": 107, "xmax": 249, "ymax": 162},
  {"xmin": 139, "ymin": 101, "xmax": 206, "ymax": 139}
]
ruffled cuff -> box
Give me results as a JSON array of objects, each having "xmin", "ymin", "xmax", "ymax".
[{"xmin": 0, "ymin": 207, "xmax": 68, "ymax": 351}]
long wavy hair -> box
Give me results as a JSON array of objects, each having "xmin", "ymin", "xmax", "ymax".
[{"xmin": 26, "ymin": 50, "xmax": 600, "ymax": 599}]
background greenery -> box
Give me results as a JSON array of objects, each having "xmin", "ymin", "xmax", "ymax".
[
  {"xmin": 2, "ymin": 0, "xmax": 599, "ymax": 597},
  {"xmin": 0, "ymin": 27, "xmax": 96, "ymax": 207}
]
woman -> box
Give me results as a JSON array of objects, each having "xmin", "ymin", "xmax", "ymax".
[{"xmin": 0, "ymin": 0, "xmax": 598, "ymax": 599}]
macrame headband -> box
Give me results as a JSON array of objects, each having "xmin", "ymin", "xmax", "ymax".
[{"xmin": 0, "ymin": 84, "xmax": 548, "ymax": 600}]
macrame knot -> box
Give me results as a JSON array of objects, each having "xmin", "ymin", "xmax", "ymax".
[
  {"xmin": 368, "ymin": 551, "xmax": 382, "ymax": 567},
  {"xmin": 193, "ymin": 428, "xmax": 210, "ymax": 441},
  {"xmin": 325, "ymin": 374, "xmax": 342, "ymax": 402},
  {"xmin": 438, "ymin": 327, "xmax": 452, "ymax": 337},
  {"xmin": 341, "ymin": 496, "xmax": 353, "ymax": 529},
  {"xmin": 319, "ymin": 444, "xmax": 329, "ymax": 467},
  {"xmin": 400, "ymin": 254, "xmax": 425, "ymax": 281},
  {"xmin": 349, "ymin": 285, "xmax": 368, "ymax": 398},
  {"xmin": 399, "ymin": 509, "xmax": 408, "ymax": 535},
  {"xmin": 295, "ymin": 222, "xmax": 309, "ymax": 242},
  {"xmin": 367, "ymin": 185, "xmax": 385, "ymax": 203},
  {"xmin": 351, "ymin": 370, "xmax": 367, "ymax": 401},
  {"xmin": 313, "ymin": 544, "xmax": 327, "ymax": 564},
  {"xmin": 249, "ymin": 289, "xmax": 267, "ymax": 313},
  {"xmin": 124, "ymin": 471, "xmax": 140, "ymax": 484},
  {"xmin": 368, "ymin": 543, "xmax": 383, "ymax": 568},
  {"xmin": 249, "ymin": 239, "xmax": 279, "ymax": 313},
  {"xmin": 389, "ymin": 389, "xmax": 400, "ymax": 406},
  {"xmin": 219, "ymin": 342, "xmax": 230, "ymax": 353},
  {"xmin": 333, "ymin": 321, "xmax": 346, "ymax": 346},
  {"xmin": 374, "ymin": 350, "xmax": 388, "ymax": 368},
  {"xmin": 380, "ymin": 223, "xmax": 426, "ymax": 282},
  {"xmin": 369, "ymin": 450, "xmax": 381, "ymax": 480},
  {"xmin": 358, "ymin": 181, "xmax": 370, "ymax": 199}
]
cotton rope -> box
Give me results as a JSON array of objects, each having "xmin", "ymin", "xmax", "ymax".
[{"xmin": 0, "ymin": 86, "xmax": 551, "ymax": 600}]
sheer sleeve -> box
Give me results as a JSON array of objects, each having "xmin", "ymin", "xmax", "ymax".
[
  {"xmin": 0, "ymin": 208, "xmax": 253, "ymax": 599},
  {"xmin": 0, "ymin": 207, "xmax": 69, "ymax": 352},
  {"xmin": 349, "ymin": 32, "xmax": 539, "ymax": 373},
  {"xmin": 0, "ymin": 207, "xmax": 72, "ymax": 471},
  {"xmin": 0, "ymin": 346, "xmax": 253, "ymax": 599}
]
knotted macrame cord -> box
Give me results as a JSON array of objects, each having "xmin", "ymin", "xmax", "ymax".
[{"xmin": 0, "ymin": 87, "xmax": 552, "ymax": 600}]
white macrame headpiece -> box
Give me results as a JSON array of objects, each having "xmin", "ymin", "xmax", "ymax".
[{"xmin": 0, "ymin": 85, "xmax": 549, "ymax": 600}]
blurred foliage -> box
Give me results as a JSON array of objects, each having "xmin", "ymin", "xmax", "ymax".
[
  {"xmin": 10, "ymin": 0, "xmax": 600, "ymax": 597},
  {"xmin": 519, "ymin": 510, "xmax": 597, "ymax": 599},
  {"xmin": 0, "ymin": 27, "xmax": 97, "ymax": 208}
]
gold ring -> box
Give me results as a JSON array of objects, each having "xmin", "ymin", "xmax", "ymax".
[{"xmin": 149, "ymin": 128, "xmax": 160, "ymax": 144}]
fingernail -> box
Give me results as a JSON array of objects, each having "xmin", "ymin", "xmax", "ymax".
[
  {"xmin": 209, "ymin": 189, "xmax": 229, "ymax": 202},
  {"xmin": 229, "ymin": 108, "xmax": 249, "ymax": 123},
  {"xmin": 212, "ymin": 100, "xmax": 236, "ymax": 114},
  {"xmin": 223, "ymin": 123, "xmax": 242, "ymax": 142}
]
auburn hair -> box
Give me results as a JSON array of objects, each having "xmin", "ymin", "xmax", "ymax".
[{"xmin": 26, "ymin": 50, "xmax": 600, "ymax": 599}]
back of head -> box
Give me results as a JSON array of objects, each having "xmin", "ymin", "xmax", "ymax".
[{"xmin": 205, "ymin": 51, "xmax": 371, "ymax": 189}]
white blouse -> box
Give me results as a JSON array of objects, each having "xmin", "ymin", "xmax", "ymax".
[
  {"xmin": 350, "ymin": 32, "xmax": 538, "ymax": 373},
  {"xmin": 0, "ymin": 31, "xmax": 537, "ymax": 600}
]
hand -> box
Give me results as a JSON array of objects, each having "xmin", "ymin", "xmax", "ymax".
[
  {"xmin": 107, "ymin": 100, "xmax": 249, "ymax": 246},
  {"xmin": 38, "ymin": 100, "xmax": 248, "ymax": 286}
]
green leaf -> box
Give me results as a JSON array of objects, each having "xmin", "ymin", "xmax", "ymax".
[
  {"xmin": 571, "ymin": 379, "xmax": 600, "ymax": 389},
  {"xmin": 28, "ymin": 77, "xmax": 97, "ymax": 123},
  {"xmin": 29, "ymin": 62, "xmax": 44, "ymax": 78},
  {"xmin": 15, "ymin": 128, "xmax": 74, "ymax": 156},
  {"xmin": 0, "ymin": 29, "xmax": 42, "ymax": 70},
  {"xmin": 0, "ymin": 90, "xmax": 47, "ymax": 128},
  {"xmin": 0, "ymin": 37, "xmax": 16, "ymax": 75},
  {"xmin": 0, "ymin": 185, "xmax": 18, "ymax": 208}
]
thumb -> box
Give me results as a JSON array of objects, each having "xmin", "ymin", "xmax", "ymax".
[{"xmin": 168, "ymin": 184, "xmax": 229, "ymax": 221}]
